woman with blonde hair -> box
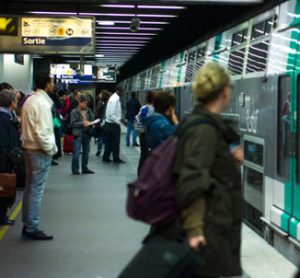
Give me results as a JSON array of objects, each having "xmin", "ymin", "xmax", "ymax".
[{"xmin": 148, "ymin": 63, "xmax": 243, "ymax": 277}]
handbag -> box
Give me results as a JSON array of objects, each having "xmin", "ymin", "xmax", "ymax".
[
  {"xmin": 118, "ymin": 238, "xmax": 203, "ymax": 278},
  {"xmin": 0, "ymin": 173, "xmax": 16, "ymax": 198}
]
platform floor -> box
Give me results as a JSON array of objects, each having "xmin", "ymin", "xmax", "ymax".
[{"xmin": 0, "ymin": 134, "xmax": 298, "ymax": 278}]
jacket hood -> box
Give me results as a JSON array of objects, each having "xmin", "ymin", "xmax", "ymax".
[{"xmin": 143, "ymin": 112, "xmax": 167, "ymax": 127}]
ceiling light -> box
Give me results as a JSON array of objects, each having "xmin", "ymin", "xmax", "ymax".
[
  {"xmin": 29, "ymin": 11, "xmax": 77, "ymax": 15},
  {"xmin": 100, "ymin": 4, "xmax": 135, "ymax": 8},
  {"xmin": 99, "ymin": 36, "xmax": 152, "ymax": 40},
  {"xmin": 95, "ymin": 54, "xmax": 104, "ymax": 57},
  {"xmin": 79, "ymin": 13, "xmax": 176, "ymax": 18},
  {"xmin": 138, "ymin": 5, "xmax": 185, "ymax": 10},
  {"xmin": 96, "ymin": 43, "xmax": 145, "ymax": 46},
  {"xmin": 97, "ymin": 21, "xmax": 115, "ymax": 26},
  {"xmin": 96, "ymin": 32, "xmax": 157, "ymax": 36},
  {"xmin": 96, "ymin": 46, "xmax": 140, "ymax": 49},
  {"xmin": 97, "ymin": 40, "xmax": 148, "ymax": 44},
  {"xmin": 97, "ymin": 26, "xmax": 161, "ymax": 31}
]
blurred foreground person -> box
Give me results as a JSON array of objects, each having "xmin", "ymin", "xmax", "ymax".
[{"xmin": 21, "ymin": 73, "xmax": 57, "ymax": 240}]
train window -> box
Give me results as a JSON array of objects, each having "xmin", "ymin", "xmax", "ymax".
[
  {"xmin": 194, "ymin": 47, "xmax": 207, "ymax": 73},
  {"xmin": 297, "ymin": 76, "xmax": 300, "ymax": 183},
  {"xmin": 150, "ymin": 66, "xmax": 160, "ymax": 88},
  {"xmin": 228, "ymin": 47, "xmax": 245, "ymax": 75},
  {"xmin": 185, "ymin": 51, "xmax": 196, "ymax": 83},
  {"xmin": 231, "ymin": 28, "xmax": 248, "ymax": 47},
  {"xmin": 246, "ymin": 40, "xmax": 269, "ymax": 73},
  {"xmin": 277, "ymin": 75, "xmax": 290, "ymax": 178},
  {"xmin": 244, "ymin": 141, "xmax": 264, "ymax": 166},
  {"xmin": 251, "ymin": 17, "xmax": 273, "ymax": 40}
]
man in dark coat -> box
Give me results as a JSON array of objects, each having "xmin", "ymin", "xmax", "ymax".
[{"xmin": 0, "ymin": 89, "xmax": 21, "ymax": 225}]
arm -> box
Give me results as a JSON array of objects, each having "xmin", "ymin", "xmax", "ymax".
[{"xmin": 70, "ymin": 110, "xmax": 84, "ymax": 129}]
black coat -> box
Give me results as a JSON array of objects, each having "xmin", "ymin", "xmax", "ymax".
[{"xmin": 0, "ymin": 111, "xmax": 21, "ymax": 173}]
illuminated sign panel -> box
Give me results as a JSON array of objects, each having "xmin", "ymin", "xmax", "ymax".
[{"xmin": 0, "ymin": 17, "xmax": 18, "ymax": 36}]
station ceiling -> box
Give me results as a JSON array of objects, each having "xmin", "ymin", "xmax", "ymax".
[{"xmin": 0, "ymin": 0, "xmax": 284, "ymax": 81}]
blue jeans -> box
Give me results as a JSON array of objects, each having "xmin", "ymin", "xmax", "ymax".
[
  {"xmin": 72, "ymin": 133, "xmax": 91, "ymax": 173},
  {"xmin": 97, "ymin": 131, "xmax": 104, "ymax": 153},
  {"xmin": 22, "ymin": 150, "xmax": 52, "ymax": 233},
  {"xmin": 126, "ymin": 120, "xmax": 137, "ymax": 146}
]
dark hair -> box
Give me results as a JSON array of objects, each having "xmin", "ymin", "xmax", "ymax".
[
  {"xmin": 0, "ymin": 82, "xmax": 13, "ymax": 91},
  {"xmin": 153, "ymin": 91, "xmax": 176, "ymax": 114},
  {"xmin": 146, "ymin": 91, "xmax": 154, "ymax": 104},
  {"xmin": 35, "ymin": 73, "xmax": 51, "ymax": 90},
  {"xmin": 100, "ymin": 89, "xmax": 111, "ymax": 102},
  {"xmin": 79, "ymin": 94, "xmax": 89, "ymax": 103},
  {"xmin": 131, "ymin": 91, "xmax": 136, "ymax": 98},
  {"xmin": 73, "ymin": 89, "xmax": 81, "ymax": 97},
  {"xmin": 115, "ymin": 85, "xmax": 123, "ymax": 93},
  {"xmin": 0, "ymin": 89, "xmax": 17, "ymax": 108},
  {"xmin": 58, "ymin": 89, "xmax": 68, "ymax": 97}
]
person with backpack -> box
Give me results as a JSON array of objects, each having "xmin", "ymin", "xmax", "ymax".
[
  {"xmin": 124, "ymin": 63, "xmax": 243, "ymax": 277},
  {"xmin": 143, "ymin": 91, "xmax": 178, "ymax": 151}
]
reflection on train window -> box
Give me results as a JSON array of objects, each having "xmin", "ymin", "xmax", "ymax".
[
  {"xmin": 277, "ymin": 75, "xmax": 290, "ymax": 178},
  {"xmin": 251, "ymin": 17, "xmax": 273, "ymax": 40},
  {"xmin": 150, "ymin": 66, "xmax": 159, "ymax": 88},
  {"xmin": 244, "ymin": 141, "xmax": 264, "ymax": 166},
  {"xmin": 231, "ymin": 28, "xmax": 248, "ymax": 47},
  {"xmin": 297, "ymin": 76, "xmax": 300, "ymax": 183},
  {"xmin": 194, "ymin": 47, "xmax": 207, "ymax": 72},
  {"xmin": 246, "ymin": 41, "xmax": 269, "ymax": 73},
  {"xmin": 228, "ymin": 48, "xmax": 245, "ymax": 75},
  {"xmin": 185, "ymin": 51, "xmax": 196, "ymax": 83}
]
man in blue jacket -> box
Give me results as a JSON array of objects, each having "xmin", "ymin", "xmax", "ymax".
[{"xmin": 143, "ymin": 91, "xmax": 178, "ymax": 150}]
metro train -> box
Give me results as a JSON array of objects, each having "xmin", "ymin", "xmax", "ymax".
[{"xmin": 120, "ymin": 0, "xmax": 300, "ymax": 265}]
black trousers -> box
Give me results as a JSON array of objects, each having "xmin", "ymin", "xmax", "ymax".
[
  {"xmin": 103, "ymin": 123, "xmax": 121, "ymax": 161},
  {"xmin": 0, "ymin": 198, "xmax": 13, "ymax": 221},
  {"xmin": 53, "ymin": 127, "xmax": 62, "ymax": 159},
  {"xmin": 138, "ymin": 133, "xmax": 149, "ymax": 175}
]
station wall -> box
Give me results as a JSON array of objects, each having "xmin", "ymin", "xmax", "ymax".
[{"xmin": 0, "ymin": 54, "xmax": 33, "ymax": 93}]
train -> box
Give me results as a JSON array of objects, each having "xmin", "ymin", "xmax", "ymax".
[{"xmin": 120, "ymin": 0, "xmax": 300, "ymax": 265}]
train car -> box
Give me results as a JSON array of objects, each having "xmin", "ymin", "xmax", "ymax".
[{"xmin": 120, "ymin": 0, "xmax": 300, "ymax": 265}]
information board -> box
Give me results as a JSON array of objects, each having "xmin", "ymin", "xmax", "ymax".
[
  {"xmin": 0, "ymin": 16, "xmax": 95, "ymax": 54},
  {"xmin": 95, "ymin": 66, "xmax": 116, "ymax": 83}
]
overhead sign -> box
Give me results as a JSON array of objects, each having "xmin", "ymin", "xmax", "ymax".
[
  {"xmin": 21, "ymin": 17, "xmax": 92, "ymax": 46},
  {"xmin": 0, "ymin": 17, "xmax": 18, "ymax": 36},
  {"xmin": 0, "ymin": 16, "xmax": 95, "ymax": 54},
  {"xmin": 95, "ymin": 66, "xmax": 116, "ymax": 83}
]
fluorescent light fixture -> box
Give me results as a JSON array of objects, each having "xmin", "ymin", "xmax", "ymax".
[
  {"xmin": 97, "ymin": 26, "xmax": 162, "ymax": 31},
  {"xmin": 96, "ymin": 43, "xmax": 145, "ymax": 46},
  {"xmin": 97, "ymin": 40, "xmax": 148, "ymax": 43},
  {"xmin": 96, "ymin": 32, "xmax": 157, "ymax": 36},
  {"xmin": 96, "ymin": 47, "xmax": 140, "ymax": 50},
  {"xmin": 79, "ymin": 13, "xmax": 176, "ymax": 18},
  {"xmin": 29, "ymin": 11, "xmax": 77, "ymax": 15},
  {"xmin": 99, "ymin": 36, "xmax": 152, "ymax": 40},
  {"xmin": 97, "ymin": 21, "xmax": 115, "ymax": 26},
  {"xmin": 95, "ymin": 54, "xmax": 104, "ymax": 57},
  {"xmin": 113, "ymin": 20, "xmax": 169, "ymax": 25},
  {"xmin": 138, "ymin": 5, "xmax": 185, "ymax": 9},
  {"xmin": 100, "ymin": 4, "xmax": 135, "ymax": 8}
]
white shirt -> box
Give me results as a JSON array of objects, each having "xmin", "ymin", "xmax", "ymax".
[
  {"xmin": 105, "ymin": 92, "xmax": 122, "ymax": 124},
  {"xmin": 21, "ymin": 89, "xmax": 57, "ymax": 156}
]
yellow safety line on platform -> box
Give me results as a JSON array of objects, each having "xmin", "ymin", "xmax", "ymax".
[{"xmin": 0, "ymin": 201, "xmax": 22, "ymax": 241}]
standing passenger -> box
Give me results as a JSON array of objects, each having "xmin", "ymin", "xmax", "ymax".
[
  {"xmin": 70, "ymin": 94, "xmax": 94, "ymax": 175},
  {"xmin": 103, "ymin": 86, "xmax": 125, "ymax": 163},
  {"xmin": 125, "ymin": 91, "xmax": 141, "ymax": 147},
  {"xmin": 171, "ymin": 63, "xmax": 242, "ymax": 277},
  {"xmin": 21, "ymin": 73, "xmax": 57, "ymax": 240}
]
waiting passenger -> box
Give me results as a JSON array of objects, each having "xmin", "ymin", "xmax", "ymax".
[
  {"xmin": 135, "ymin": 91, "xmax": 154, "ymax": 175},
  {"xmin": 95, "ymin": 89, "xmax": 111, "ymax": 157},
  {"xmin": 0, "ymin": 89, "xmax": 21, "ymax": 225},
  {"xmin": 143, "ymin": 91, "xmax": 178, "ymax": 150},
  {"xmin": 71, "ymin": 94, "xmax": 94, "ymax": 175},
  {"xmin": 21, "ymin": 73, "xmax": 58, "ymax": 240},
  {"xmin": 125, "ymin": 91, "xmax": 141, "ymax": 147},
  {"xmin": 157, "ymin": 63, "xmax": 242, "ymax": 277},
  {"xmin": 103, "ymin": 85, "xmax": 125, "ymax": 163}
]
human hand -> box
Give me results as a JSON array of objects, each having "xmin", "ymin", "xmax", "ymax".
[
  {"xmin": 231, "ymin": 146, "xmax": 244, "ymax": 166},
  {"xmin": 83, "ymin": 121, "xmax": 91, "ymax": 127},
  {"xmin": 188, "ymin": 235, "xmax": 207, "ymax": 251}
]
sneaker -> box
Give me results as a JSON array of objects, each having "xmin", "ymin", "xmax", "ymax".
[
  {"xmin": 0, "ymin": 216, "xmax": 15, "ymax": 226},
  {"xmin": 113, "ymin": 159, "xmax": 126, "ymax": 163},
  {"xmin": 82, "ymin": 169, "xmax": 95, "ymax": 174},
  {"xmin": 133, "ymin": 143, "xmax": 140, "ymax": 147},
  {"xmin": 96, "ymin": 151, "xmax": 101, "ymax": 156},
  {"xmin": 51, "ymin": 160, "xmax": 59, "ymax": 166},
  {"xmin": 102, "ymin": 158, "xmax": 112, "ymax": 163},
  {"xmin": 22, "ymin": 230, "xmax": 54, "ymax": 241},
  {"xmin": 72, "ymin": 171, "xmax": 80, "ymax": 175}
]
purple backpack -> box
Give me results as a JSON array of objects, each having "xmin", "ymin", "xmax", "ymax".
[{"xmin": 126, "ymin": 116, "xmax": 218, "ymax": 225}]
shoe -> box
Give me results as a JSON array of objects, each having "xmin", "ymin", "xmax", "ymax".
[
  {"xmin": 126, "ymin": 144, "xmax": 130, "ymax": 147},
  {"xmin": 82, "ymin": 169, "xmax": 95, "ymax": 174},
  {"xmin": 0, "ymin": 217, "xmax": 15, "ymax": 226},
  {"xmin": 113, "ymin": 159, "xmax": 126, "ymax": 163},
  {"xmin": 72, "ymin": 171, "xmax": 80, "ymax": 175},
  {"xmin": 102, "ymin": 158, "xmax": 112, "ymax": 163},
  {"xmin": 52, "ymin": 160, "xmax": 59, "ymax": 166},
  {"xmin": 133, "ymin": 143, "xmax": 140, "ymax": 147},
  {"xmin": 96, "ymin": 151, "xmax": 101, "ymax": 156},
  {"xmin": 22, "ymin": 230, "xmax": 54, "ymax": 241}
]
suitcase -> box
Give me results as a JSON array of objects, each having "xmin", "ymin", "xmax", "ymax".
[
  {"xmin": 63, "ymin": 135, "xmax": 74, "ymax": 154},
  {"xmin": 0, "ymin": 173, "xmax": 16, "ymax": 198}
]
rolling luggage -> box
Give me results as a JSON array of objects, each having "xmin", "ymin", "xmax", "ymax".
[{"xmin": 63, "ymin": 135, "xmax": 74, "ymax": 154}]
